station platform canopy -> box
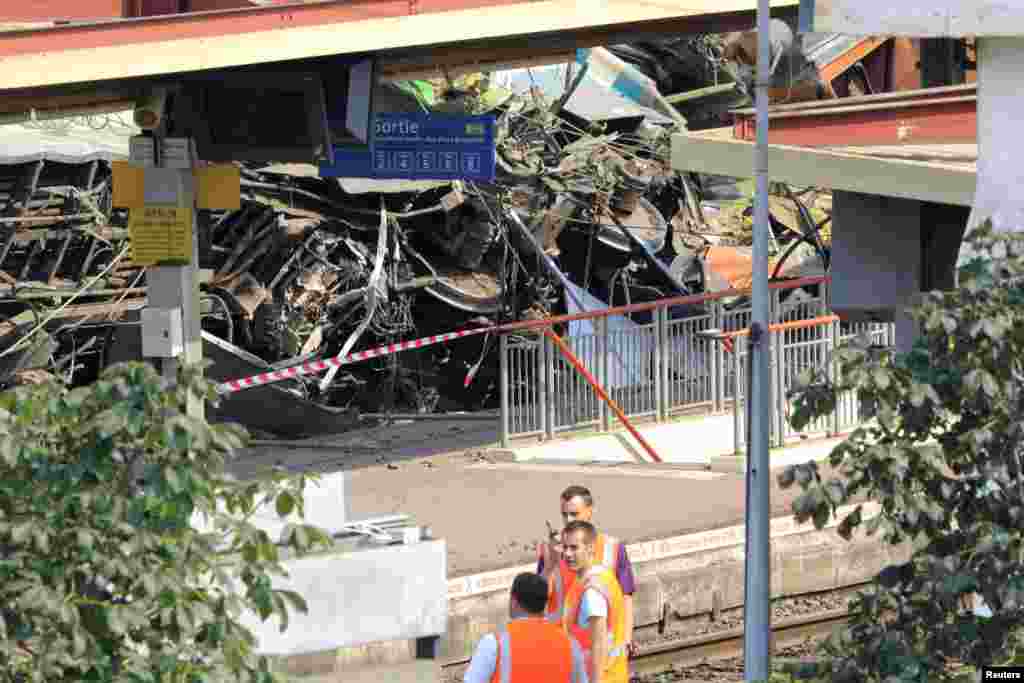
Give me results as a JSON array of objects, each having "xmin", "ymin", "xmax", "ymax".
[{"xmin": 0, "ymin": 0, "xmax": 796, "ymax": 112}]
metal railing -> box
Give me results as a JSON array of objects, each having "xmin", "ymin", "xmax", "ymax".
[
  {"xmin": 729, "ymin": 315, "xmax": 894, "ymax": 454},
  {"xmin": 497, "ymin": 276, "xmax": 893, "ymax": 450}
]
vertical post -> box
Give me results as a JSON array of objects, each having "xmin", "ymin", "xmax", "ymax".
[
  {"xmin": 774, "ymin": 329, "xmax": 786, "ymax": 448},
  {"xmin": 733, "ymin": 337, "xmax": 743, "ymax": 455},
  {"xmin": 136, "ymin": 135, "xmax": 203, "ymax": 419},
  {"xmin": 599, "ymin": 317, "xmax": 610, "ymax": 432},
  {"xmin": 659, "ymin": 305, "xmax": 667, "ymax": 419},
  {"xmin": 659, "ymin": 307, "xmax": 671, "ymax": 421},
  {"xmin": 537, "ymin": 332, "xmax": 548, "ymax": 441},
  {"xmin": 711, "ymin": 301, "xmax": 723, "ymax": 412},
  {"xmin": 830, "ymin": 319, "xmax": 841, "ymax": 436},
  {"xmin": 499, "ymin": 333, "xmax": 510, "ymax": 448},
  {"xmin": 745, "ymin": 0, "xmax": 773, "ymax": 676},
  {"xmin": 544, "ymin": 330, "xmax": 556, "ymax": 441}
]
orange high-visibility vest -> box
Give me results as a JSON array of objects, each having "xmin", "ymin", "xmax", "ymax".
[
  {"xmin": 544, "ymin": 533, "xmax": 620, "ymax": 623},
  {"xmin": 562, "ymin": 566, "xmax": 628, "ymax": 683},
  {"xmin": 489, "ymin": 617, "xmax": 583, "ymax": 683}
]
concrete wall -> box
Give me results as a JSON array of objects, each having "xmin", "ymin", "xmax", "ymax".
[
  {"xmin": 831, "ymin": 191, "xmax": 971, "ymax": 354},
  {"xmin": 243, "ymin": 540, "xmax": 447, "ymax": 657},
  {"xmin": 514, "ymin": 413, "xmax": 737, "ymax": 464}
]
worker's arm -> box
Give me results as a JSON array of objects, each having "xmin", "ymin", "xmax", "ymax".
[
  {"xmin": 569, "ymin": 636, "xmax": 590, "ymax": 683},
  {"xmin": 540, "ymin": 522, "xmax": 560, "ymax": 578},
  {"xmin": 462, "ymin": 633, "xmax": 498, "ymax": 683},
  {"xmin": 588, "ymin": 615, "xmax": 608, "ymax": 683}
]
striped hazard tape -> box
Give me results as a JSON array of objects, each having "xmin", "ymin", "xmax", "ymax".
[{"xmin": 216, "ymin": 325, "xmax": 494, "ymax": 395}]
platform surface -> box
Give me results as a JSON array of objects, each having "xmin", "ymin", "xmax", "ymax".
[{"xmin": 232, "ymin": 418, "xmax": 845, "ymax": 576}]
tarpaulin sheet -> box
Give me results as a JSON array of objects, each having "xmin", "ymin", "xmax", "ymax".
[{"xmin": 565, "ymin": 282, "xmax": 653, "ymax": 391}]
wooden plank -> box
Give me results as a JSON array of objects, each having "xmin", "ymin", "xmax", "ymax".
[
  {"xmin": 670, "ymin": 131, "xmax": 976, "ymax": 207},
  {"xmin": 0, "ymin": 0, "xmax": 797, "ymax": 91}
]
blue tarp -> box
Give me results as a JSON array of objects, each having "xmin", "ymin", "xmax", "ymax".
[{"xmin": 565, "ymin": 282, "xmax": 652, "ymax": 390}]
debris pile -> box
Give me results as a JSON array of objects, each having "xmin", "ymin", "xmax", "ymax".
[{"xmin": 0, "ymin": 37, "xmax": 837, "ymax": 436}]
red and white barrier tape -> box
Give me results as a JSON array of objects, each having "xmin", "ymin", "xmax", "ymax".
[{"xmin": 216, "ymin": 326, "xmax": 493, "ymax": 395}]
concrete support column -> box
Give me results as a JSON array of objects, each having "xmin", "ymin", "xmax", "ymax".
[
  {"xmin": 960, "ymin": 37, "xmax": 1024, "ymax": 266},
  {"xmin": 831, "ymin": 191, "xmax": 922, "ymax": 354}
]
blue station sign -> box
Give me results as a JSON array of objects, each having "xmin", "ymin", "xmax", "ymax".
[{"xmin": 319, "ymin": 113, "xmax": 496, "ymax": 182}]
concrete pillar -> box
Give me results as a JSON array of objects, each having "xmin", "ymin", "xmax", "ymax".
[
  {"xmin": 960, "ymin": 37, "xmax": 1024, "ymax": 267},
  {"xmin": 831, "ymin": 191, "xmax": 922, "ymax": 351}
]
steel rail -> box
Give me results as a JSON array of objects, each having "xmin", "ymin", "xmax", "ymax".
[
  {"xmin": 438, "ymin": 606, "xmax": 850, "ymax": 677},
  {"xmin": 629, "ymin": 608, "xmax": 848, "ymax": 678}
]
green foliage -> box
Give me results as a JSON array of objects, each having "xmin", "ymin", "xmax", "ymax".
[
  {"xmin": 780, "ymin": 222, "xmax": 1024, "ymax": 681},
  {"xmin": 0, "ymin": 361, "xmax": 332, "ymax": 682}
]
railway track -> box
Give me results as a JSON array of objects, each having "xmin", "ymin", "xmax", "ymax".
[
  {"xmin": 441, "ymin": 605, "xmax": 848, "ymax": 681},
  {"xmin": 630, "ymin": 607, "xmax": 847, "ymax": 678}
]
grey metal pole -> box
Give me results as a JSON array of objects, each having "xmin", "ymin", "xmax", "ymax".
[
  {"xmin": 499, "ymin": 333, "xmax": 511, "ymax": 448},
  {"xmin": 745, "ymin": 0, "xmax": 773, "ymax": 678}
]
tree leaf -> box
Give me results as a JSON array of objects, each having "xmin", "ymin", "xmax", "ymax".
[
  {"xmin": 276, "ymin": 589, "xmax": 309, "ymax": 615},
  {"xmin": 0, "ymin": 361, "xmax": 327, "ymax": 681},
  {"xmin": 76, "ymin": 529, "xmax": 93, "ymax": 549},
  {"xmin": 275, "ymin": 491, "xmax": 295, "ymax": 518},
  {"xmin": 164, "ymin": 466, "xmax": 182, "ymax": 493}
]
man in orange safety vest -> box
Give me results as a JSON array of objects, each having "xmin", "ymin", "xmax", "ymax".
[
  {"xmin": 462, "ymin": 572, "xmax": 589, "ymax": 683},
  {"xmin": 538, "ymin": 485, "xmax": 636, "ymax": 658},
  {"xmin": 560, "ymin": 520, "xmax": 629, "ymax": 683}
]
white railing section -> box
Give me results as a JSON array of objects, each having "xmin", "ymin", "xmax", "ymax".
[{"xmin": 498, "ymin": 279, "xmax": 892, "ymax": 451}]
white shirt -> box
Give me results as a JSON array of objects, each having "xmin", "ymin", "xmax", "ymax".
[
  {"xmin": 577, "ymin": 587, "xmax": 609, "ymax": 629},
  {"xmin": 463, "ymin": 618, "xmax": 590, "ymax": 683}
]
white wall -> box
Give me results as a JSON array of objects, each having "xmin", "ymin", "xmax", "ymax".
[
  {"xmin": 811, "ymin": 0, "xmax": 1024, "ymax": 36},
  {"xmin": 241, "ymin": 540, "xmax": 448, "ymax": 656}
]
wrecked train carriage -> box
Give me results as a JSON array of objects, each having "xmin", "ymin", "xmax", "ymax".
[{"xmin": 0, "ymin": 142, "xmax": 146, "ymax": 390}]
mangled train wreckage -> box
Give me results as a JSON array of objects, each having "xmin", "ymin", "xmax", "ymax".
[{"xmin": 0, "ymin": 39, "xmax": 838, "ymax": 437}]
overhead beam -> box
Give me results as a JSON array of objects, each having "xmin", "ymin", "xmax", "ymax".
[
  {"xmin": 670, "ymin": 130, "xmax": 976, "ymax": 206},
  {"xmin": 0, "ymin": 0, "xmax": 797, "ymax": 93},
  {"xmin": 731, "ymin": 85, "xmax": 978, "ymax": 147},
  {"xmin": 808, "ymin": 0, "xmax": 1024, "ymax": 36}
]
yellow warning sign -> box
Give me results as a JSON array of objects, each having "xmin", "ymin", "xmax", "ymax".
[{"xmin": 128, "ymin": 206, "xmax": 193, "ymax": 266}]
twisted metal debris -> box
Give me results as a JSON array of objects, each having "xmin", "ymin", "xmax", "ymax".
[{"xmin": 0, "ymin": 41, "xmax": 832, "ymax": 434}]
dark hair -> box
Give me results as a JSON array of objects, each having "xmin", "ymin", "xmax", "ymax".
[
  {"xmin": 563, "ymin": 520, "xmax": 597, "ymax": 545},
  {"xmin": 512, "ymin": 572, "xmax": 549, "ymax": 614},
  {"xmin": 560, "ymin": 485, "xmax": 593, "ymax": 507}
]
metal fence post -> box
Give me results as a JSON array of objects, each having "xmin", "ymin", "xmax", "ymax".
[
  {"xmin": 767, "ymin": 329, "xmax": 777, "ymax": 446},
  {"xmin": 499, "ymin": 333, "xmax": 510, "ymax": 448},
  {"xmin": 734, "ymin": 336, "xmax": 744, "ymax": 455},
  {"xmin": 774, "ymin": 329, "xmax": 786, "ymax": 448},
  {"xmin": 830, "ymin": 319, "xmax": 841, "ymax": 436},
  {"xmin": 543, "ymin": 330, "xmax": 556, "ymax": 440},
  {"xmin": 597, "ymin": 317, "xmax": 610, "ymax": 432},
  {"xmin": 537, "ymin": 332, "xmax": 549, "ymax": 441},
  {"xmin": 655, "ymin": 307, "xmax": 668, "ymax": 421},
  {"xmin": 712, "ymin": 301, "xmax": 724, "ymax": 412}
]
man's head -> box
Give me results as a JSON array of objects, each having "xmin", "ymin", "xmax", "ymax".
[
  {"xmin": 560, "ymin": 485, "xmax": 594, "ymax": 526},
  {"xmin": 509, "ymin": 572, "xmax": 549, "ymax": 619},
  {"xmin": 561, "ymin": 520, "xmax": 597, "ymax": 575}
]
